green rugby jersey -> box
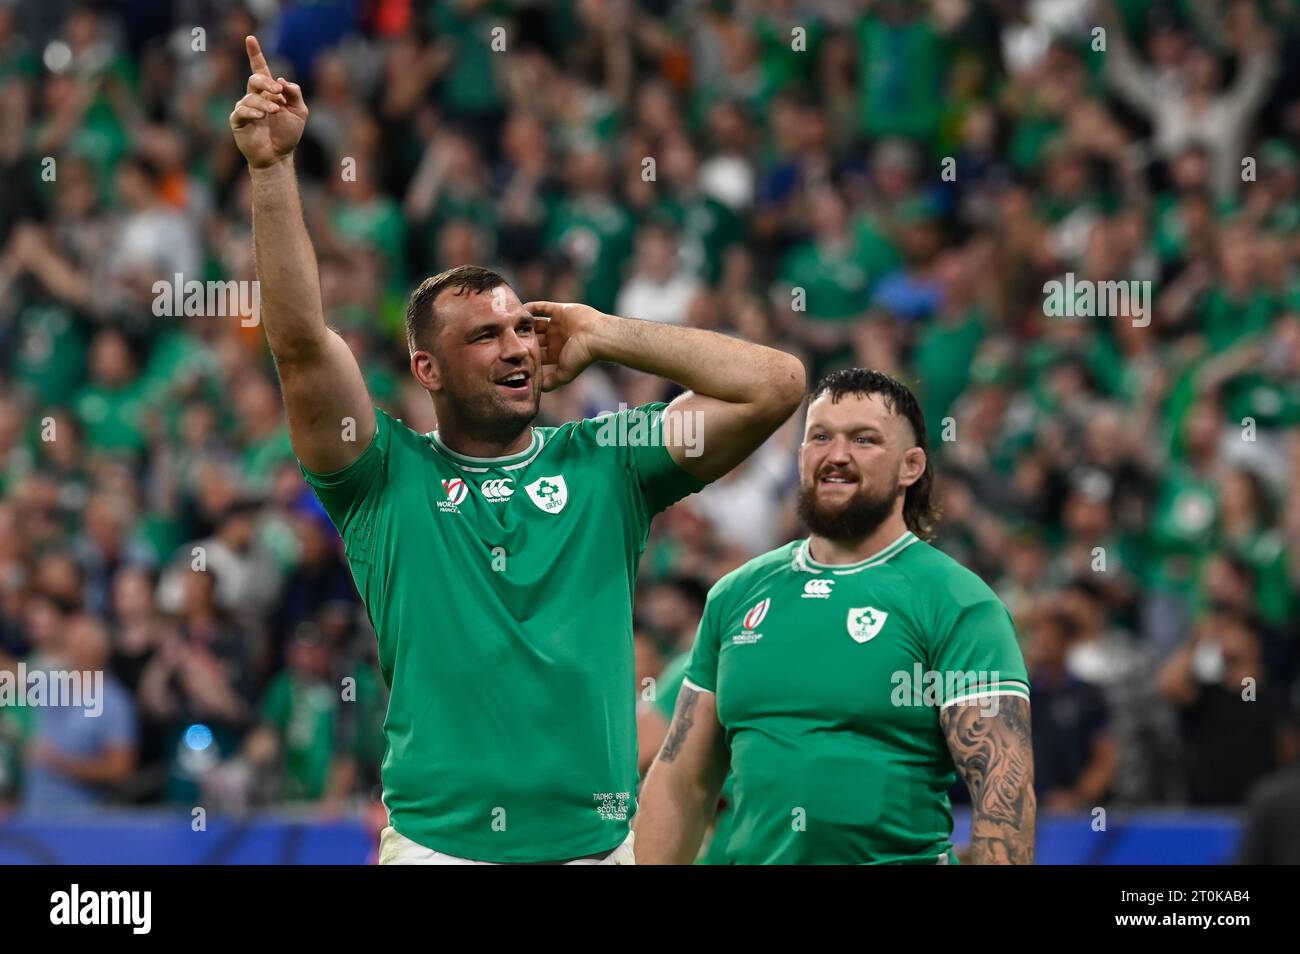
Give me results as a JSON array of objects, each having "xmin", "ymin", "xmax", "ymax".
[
  {"xmin": 685, "ymin": 531, "xmax": 1030, "ymax": 864},
  {"xmin": 303, "ymin": 402, "xmax": 706, "ymax": 862}
]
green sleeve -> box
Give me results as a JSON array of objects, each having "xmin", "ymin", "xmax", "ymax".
[
  {"xmin": 299, "ymin": 407, "xmax": 393, "ymax": 535},
  {"xmin": 626, "ymin": 402, "xmax": 710, "ymax": 515},
  {"xmin": 684, "ymin": 583, "xmax": 727, "ymax": 694},
  {"xmin": 928, "ymin": 579, "xmax": 1030, "ymax": 708},
  {"xmin": 578, "ymin": 402, "xmax": 709, "ymax": 517},
  {"xmin": 261, "ymin": 674, "xmax": 292, "ymax": 729}
]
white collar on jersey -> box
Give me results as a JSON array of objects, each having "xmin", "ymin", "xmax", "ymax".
[
  {"xmin": 792, "ymin": 530, "xmax": 918, "ymax": 576},
  {"xmin": 427, "ymin": 428, "xmax": 545, "ymax": 473}
]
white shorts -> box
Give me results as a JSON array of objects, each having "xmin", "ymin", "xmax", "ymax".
[{"xmin": 378, "ymin": 827, "xmax": 636, "ymax": 865}]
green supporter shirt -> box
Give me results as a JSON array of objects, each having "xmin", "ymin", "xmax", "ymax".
[
  {"xmin": 1147, "ymin": 467, "xmax": 1217, "ymax": 593},
  {"xmin": 857, "ymin": 16, "xmax": 947, "ymax": 147},
  {"xmin": 1222, "ymin": 373, "xmax": 1300, "ymax": 431},
  {"xmin": 431, "ymin": 4, "xmax": 505, "ymax": 116},
  {"xmin": 779, "ymin": 241, "xmax": 872, "ymax": 321},
  {"xmin": 73, "ymin": 382, "xmax": 147, "ymax": 454},
  {"xmin": 652, "ymin": 195, "xmax": 742, "ymax": 284},
  {"xmin": 302, "ymin": 402, "xmax": 707, "ymax": 862},
  {"xmin": 15, "ymin": 304, "xmax": 87, "ymax": 407},
  {"xmin": 913, "ymin": 308, "xmax": 986, "ymax": 436},
  {"xmin": 685, "ymin": 532, "xmax": 1030, "ymax": 865},
  {"xmin": 331, "ymin": 197, "xmax": 408, "ymax": 293},
  {"xmin": 545, "ymin": 198, "xmax": 634, "ymax": 314},
  {"xmin": 242, "ymin": 427, "xmax": 296, "ymax": 493},
  {"xmin": 1199, "ymin": 287, "xmax": 1275, "ymax": 352},
  {"xmin": 262, "ymin": 673, "xmax": 338, "ymax": 800}
]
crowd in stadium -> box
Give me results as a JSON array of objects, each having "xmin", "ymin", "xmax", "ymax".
[{"xmin": 0, "ymin": 0, "xmax": 1298, "ymax": 828}]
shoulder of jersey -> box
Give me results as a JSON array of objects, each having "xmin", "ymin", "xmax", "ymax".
[
  {"xmin": 378, "ymin": 409, "xmax": 427, "ymax": 452},
  {"xmin": 389, "ymin": 415, "xmax": 424, "ymax": 443},
  {"xmin": 893, "ymin": 537, "xmax": 1006, "ymax": 610},
  {"xmin": 708, "ymin": 540, "xmax": 802, "ymax": 599},
  {"xmin": 566, "ymin": 405, "xmax": 668, "ymax": 445}
]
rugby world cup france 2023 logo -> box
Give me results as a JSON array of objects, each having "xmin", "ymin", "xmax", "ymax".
[
  {"xmin": 438, "ymin": 478, "xmax": 468, "ymax": 513},
  {"xmin": 733, "ymin": 598, "xmax": 770, "ymax": 645}
]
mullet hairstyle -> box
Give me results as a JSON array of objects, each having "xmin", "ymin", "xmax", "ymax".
[{"xmin": 808, "ymin": 368, "xmax": 940, "ymax": 540}]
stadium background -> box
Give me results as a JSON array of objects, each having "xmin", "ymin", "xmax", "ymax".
[{"xmin": 0, "ymin": 0, "xmax": 1298, "ymax": 864}]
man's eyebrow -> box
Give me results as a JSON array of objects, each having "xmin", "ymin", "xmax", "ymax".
[
  {"xmin": 816, "ymin": 423, "xmax": 884, "ymax": 432},
  {"xmin": 464, "ymin": 312, "xmax": 533, "ymax": 338},
  {"xmin": 807, "ymin": 423, "xmax": 885, "ymax": 435}
]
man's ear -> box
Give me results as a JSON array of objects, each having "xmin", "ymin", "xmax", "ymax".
[
  {"xmin": 411, "ymin": 350, "xmax": 441, "ymax": 392},
  {"xmin": 899, "ymin": 446, "xmax": 926, "ymax": 489}
]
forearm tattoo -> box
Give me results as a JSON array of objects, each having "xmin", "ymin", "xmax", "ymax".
[
  {"xmin": 940, "ymin": 695, "xmax": 1036, "ymax": 864},
  {"xmin": 658, "ymin": 686, "xmax": 700, "ymax": 763}
]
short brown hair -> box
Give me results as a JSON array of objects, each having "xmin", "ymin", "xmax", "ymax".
[{"xmin": 404, "ymin": 265, "xmax": 507, "ymax": 354}]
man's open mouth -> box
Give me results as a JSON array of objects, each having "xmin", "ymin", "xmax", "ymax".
[
  {"xmin": 496, "ymin": 370, "xmax": 531, "ymax": 393},
  {"xmin": 818, "ymin": 472, "xmax": 858, "ymax": 486}
]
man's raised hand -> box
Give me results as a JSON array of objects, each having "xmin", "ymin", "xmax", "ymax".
[
  {"xmin": 229, "ymin": 36, "xmax": 308, "ymax": 169},
  {"xmin": 526, "ymin": 301, "xmax": 604, "ymax": 392}
]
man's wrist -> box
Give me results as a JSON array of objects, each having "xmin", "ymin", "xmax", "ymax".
[
  {"xmin": 248, "ymin": 154, "xmax": 294, "ymax": 178},
  {"xmin": 583, "ymin": 309, "xmax": 624, "ymax": 363}
]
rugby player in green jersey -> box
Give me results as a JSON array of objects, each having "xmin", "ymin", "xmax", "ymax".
[
  {"xmin": 636, "ymin": 369, "xmax": 1035, "ymax": 864},
  {"xmin": 229, "ymin": 36, "xmax": 805, "ymax": 864}
]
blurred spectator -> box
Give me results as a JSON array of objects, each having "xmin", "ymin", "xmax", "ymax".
[
  {"xmin": 1098, "ymin": 0, "xmax": 1278, "ymax": 200},
  {"xmin": 240, "ymin": 624, "xmax": 368, "ymax": 807},
  {"xmin": 156, "ymin": 498, "xmax": 281, "ymax": 621},
  {"xmin": 20, "ymin": 614, "xmax": 138, "ymax": 814},
  {"xmin": 269, "ymin": 491, "xmax": 357, "ymax": 676},
  {"xmin": 1158, "ymin": 606, "xmax": 1300, "ymax": 805},
  {"xmin": 1024, "ymin": 604, "xmax": 1117, "ymax": 811},
  {"xmin": 614, "ymin": 222, "xmax": 702, "ymax": 325},
  {"xmin": 1059, "ymin": 580, "xmax": 1182, "ymax": 803},
  {"xmin": 138, "ymin": 565, "xmax": 253, "ymax": 801}
]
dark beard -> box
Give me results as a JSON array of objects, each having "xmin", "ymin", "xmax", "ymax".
[
  {"xmin": 796, "ymin": 481, "xmax": 901, "ymax": 542},
  {"xmin": 451, "ymin": 381, "xmax": 539, "ymax": 443}
]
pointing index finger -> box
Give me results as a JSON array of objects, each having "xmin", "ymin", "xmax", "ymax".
[
  {"xmin": 524, "ymin": 301, "xmax": 558, "ymax": 317},
  {"xmin": 246, "ymin": 35, "xmax": 273, "ymax": 78}
]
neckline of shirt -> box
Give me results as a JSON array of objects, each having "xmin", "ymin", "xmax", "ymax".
[
  {"xmin": 794, "ymin": 530, "xmax": 918, "ymax": 574},
  {"xmin": 428, "ymin": 428, "xmax": 543, "ymax": 472}
]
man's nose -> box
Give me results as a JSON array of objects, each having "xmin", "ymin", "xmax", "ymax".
[
  {"xmin": 825, "ymin": 435, "xmax": 853, "ymax": 463},
  {"xmin": 499, "ymin": 327, "xmax": 529, "ymax": 361}
]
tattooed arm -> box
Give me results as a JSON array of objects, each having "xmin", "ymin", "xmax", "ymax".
[
  {"xmin": 634, "ymin": 685, "xmax": 730, "ymax": 864},
  {"xmin": 940, "ymin": 696, "xmax": 1036, "ymax": 864}
]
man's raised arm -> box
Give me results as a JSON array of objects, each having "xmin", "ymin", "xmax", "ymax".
[
  {"xmin": 230, "ymin": 36, "xmax": 374, "ymax": 474},
  {"xmin": 526, "ymin": 301, "xmax": 806, "ymax": 481}
]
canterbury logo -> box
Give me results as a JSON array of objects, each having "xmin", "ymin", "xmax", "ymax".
[
  {"xmin": 802, "ymin": 579, "xmax": 834, "ymax": 598},
  {"xmin": 480, "ymin": 478, "xmax": 515, "ymax": 502},
  {"xmin": 742, "ymin": 598, "xmax": 770, "ymax": 631}
]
